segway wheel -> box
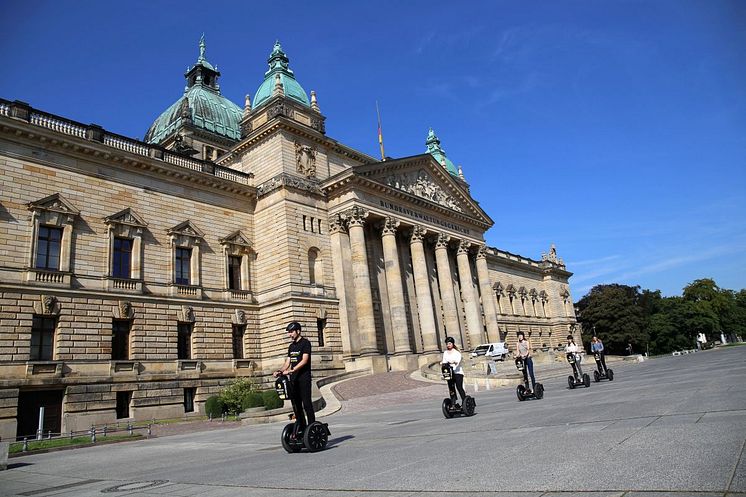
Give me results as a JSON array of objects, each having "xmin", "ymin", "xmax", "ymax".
[
  {"xmin": 303, "ymin": 421, "xmax": 329, "ymax": 453},
  {"xmin": 534, "ymin": 383, "xmax": 544, "ymax": 399},
  {"xmin": 568, "ymin": 376, "xmax": 576, "ymax": 389},
  {"xmin": 463, "ymin": 396, "xmax": 476, "ymax": 416},
  {"xmin": 442, "ymin": 398, "xmax": 454, "ymax": 418},
  {"xmin": 593, "ymin": 370, "xmax": 600, "ymax": 382},
  {"xmin": 516, "ymin": 384, "xmax": 526, "ymax": 401},
  {"xmin": 281, "ymin": 423, "xmax": 301, "ymax": 453},
  {"xmin": 583, "ymin": 373, "xmax": 591, "ymax": 388},
  {"xmin": 608, "ymin": 369, "xmax": 614, "ymax": 381}
]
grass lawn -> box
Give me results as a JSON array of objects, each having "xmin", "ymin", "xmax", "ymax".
[{"xmin": 9, "ymin": 433, "xmax": 142, "ymax": 454}]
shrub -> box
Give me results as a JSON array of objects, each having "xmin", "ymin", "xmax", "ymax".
[
  {"xmin": 241, "ymin": 391, "xmax": 265, "ymax": 410},
  {"xmin": 262, "ymin": 389, "xmax": 283, "ymax": 410},
  {"xmin": 220, "ymin": 377, "xmax": 255, "ymax": 415},
  {"xmin": 204, "ymin": 395, "xmax": 225, "ymax": 419}
]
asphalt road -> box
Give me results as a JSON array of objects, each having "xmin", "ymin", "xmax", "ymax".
[{"xmin": 2, "ymin": 346, "xmax": 745, "ymax": 497}]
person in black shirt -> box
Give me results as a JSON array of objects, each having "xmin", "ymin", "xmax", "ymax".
[{"xmin": 274, "ymin": 321, "xmax": 314, "ymax": 438}]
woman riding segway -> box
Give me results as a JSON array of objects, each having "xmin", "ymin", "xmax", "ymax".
[{"xmin": 440, "ymin": 336, "xmax": 475, "ymax": 417}]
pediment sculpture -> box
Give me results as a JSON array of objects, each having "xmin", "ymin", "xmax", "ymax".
[{"xmin": 383, "ymin": 169, "xmax": 462, "ymax": 212}]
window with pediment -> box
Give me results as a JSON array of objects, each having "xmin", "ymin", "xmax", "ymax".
[
  {"xmin": 506, "ymin": 284, "xmax": 517, "ymax": 315},
  {"xmin": 493, "ymin": 282, "xmax": 504, "ymax": 314},
  {"xmin": 104, "ymin": 208, "xmax": 147, "ymax": 293},
  {"xmin": 539, "ymin": 290, "xmax": 549, "ymax": 318},
  {"xmin": 168, "ymin": 221, "xmax": 204, "ymax": 297},
  {"xmin": 219, "ymin": 230, "xmax": 253, "ymax": 300},
  {"xmin": 26, "ymin": 193, "xmax": 80, "ymax": 287}
]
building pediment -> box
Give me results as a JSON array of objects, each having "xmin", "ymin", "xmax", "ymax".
[
  {"xmin": 167, "ymin": 220, "xmax": 204, "ymax": 239},
  {"xmin": 27, "ymin": 193, "xmax": 80, "ymax": 216},
  {"xmin": 104, "ymin": 208, "xmax": 148, "ymax": 228},
  {"xmin": 325, "ymin": 154, "xmax": 493, "ymax": 229},
  {"xmin": 219, "ymin": 230, "xmax": 252, "ymax": 247}
]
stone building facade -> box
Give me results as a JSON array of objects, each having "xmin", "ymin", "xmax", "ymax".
[{"xmin": 0, "ymin": 40, "xmax": 577, "ymax": 440}]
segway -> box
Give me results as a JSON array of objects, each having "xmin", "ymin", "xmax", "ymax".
[
  {"xmin": 515, "ymin": 357, "xmax": 543, "ymax": 401},
  {"xmin": 275, "ymin": 375, "xmax": 331, "ymax": 453},
  {"xmin": 592, "ymin": 352, "xmax": 614, "ymax": 382},
  {"xmin": 440, "ymin": 364, "xmax": 476, "ymax": 418},
  {"xmin": 566, "ymin": 353, "xmax": 591, "ymax": 389}
]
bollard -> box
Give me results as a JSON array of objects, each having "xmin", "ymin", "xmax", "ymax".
[
  {"xmin": 147, "ymin": 424, "xmax": 151, "ymax": 437},
  {"xmin": 208, "ymin": 413, "xmax": 212, "ymax": 422},
  {"xmin": 103, "ymin": 425, "xmax": 107, "ymax": 437},
  {"xmin": 91, "ymin": 428, "xmax": 96, "ymax": 443},
  {"xmin": 221, "ymin": 413, "xmax": 225, "ymax": 423},
  {"xmin": 69, "ymin": 430, "xmax": 73, "ymax": 440},
  {"xmin": 47, "ymin": 430, "xmax": 51, "ymax": 440},
  {"xmin": 127, "ymin": 422, "xmax": 133, "ymax": 436},
  {"xmin": 22, "ymin": 438, "xmax": 28, "ymax": 452}
]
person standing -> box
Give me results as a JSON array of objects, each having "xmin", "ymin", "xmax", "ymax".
[
  {"xmin": 565, "ymin": 334, "xmax": 582, "ymax": 377},
  {"xmin": 514, "ymin": 331, "xmax": 536, "ymax": 392},
  {"xmin": 274, "ymin": 321, "xmax": 314, "ymax": 438},
  {"xmin": 441, "ymin": 336, "xmax": 467, "ymax": 406},
  {"xmin": 591, "ymin": 335, "xmax": 608, "ymax": 371}
]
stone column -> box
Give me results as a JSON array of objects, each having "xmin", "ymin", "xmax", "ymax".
[
  {"xmin": 329, "ymin": 215, "xmax": 358, "ymax": 358},
  {"xmin": 380, "ymin": 217, "xmax": 412, "ymax": 355},
  {"xmin": 410, "ymin": 226, "xmax": 439, "ymax": 353},
  {"xmin": 456, "ymin": 240, "xmax": 484, "ymax": 349},
  {"xmin": 434, "ymin": 233, "xmax": 463, "ymax": 348},
  {"xmin": 476, "ymin": 246, "xmax": 500, "ymax": 343},
  {"xmin": 347, "ymin": 207, "xmax": 378, "ymax": 356}
]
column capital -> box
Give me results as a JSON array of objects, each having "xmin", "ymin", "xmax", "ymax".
[
  {"xmin": 457, "ymin": 239, "xmax": 472, "ymax": 255},
  {"xmin": 329, "ymin": 214, "xmax": 347, "ymax": 235},
  {"xmin": 434, "ymin": 233, "xmax": 451, "ymax": 250},
  {"xmin": 346, "ymin": 206, "xmax": 369, "ymax": 228},
  {"xmin": 380, "ymin": 216, "xmax": 400, "ymax": 237},
  {"xmin": 409, "ymin": 225, "xmax": 428, "ymax": 244},
  {"xmin": 476, "ymin": 245, "xmax": 488, "ymax": 259}
]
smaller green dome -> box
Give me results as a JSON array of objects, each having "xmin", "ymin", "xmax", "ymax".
[
  {"xmin": 426, "ymin": 128, "xmax": 459, "ymax": 176},
  {"xmin": 253, "ymin": 41, "xmax": 310, "ymax": 109}
]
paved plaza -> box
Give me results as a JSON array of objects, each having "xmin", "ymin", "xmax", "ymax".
[{"xmin": 1, "ymin": 346, "xmax": 745, "ymax": 497}]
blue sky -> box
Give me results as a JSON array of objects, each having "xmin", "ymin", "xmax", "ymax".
[{"xmin": 1, "ymin": 0, "xmax": 744, "ymax": 298}]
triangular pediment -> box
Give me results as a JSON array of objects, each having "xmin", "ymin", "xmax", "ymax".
[
  {"xmin": 219, "ymin": 230, "xmax": 252, "ymax": 247},
  {"xmin": 104, "ymin": 208, "xmax": 148, "ymax": 228},
  {"xmin": 167, "ymin": 220, "xmax": 204, "ymax": 239},
  {"xmin": 348, "ymin": 154, "xmax": 493, "ymax": 227},
  {"xmin": 27, "ymin": 193, "xmax": 80, "ymax": 216}
]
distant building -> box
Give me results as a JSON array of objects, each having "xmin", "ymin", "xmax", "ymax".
[{"xmin": 0, "ymin": 39, "xmax": 577, "ymax": 439}]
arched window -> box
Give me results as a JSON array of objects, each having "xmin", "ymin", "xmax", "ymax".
[{"xmin": 308, "ymin": 248, "xmax": 322, "ymax": 286}]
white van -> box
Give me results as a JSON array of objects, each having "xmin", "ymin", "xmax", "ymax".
[{"xmin": 470, "ymin": 342, "xmax": 509, "ymax": 361}]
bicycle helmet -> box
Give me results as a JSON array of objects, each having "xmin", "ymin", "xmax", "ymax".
[
  {"xmin": 286, "ymin": 321, "xmax": 302, "ymax": 333},
  {"xmin": 445, "ymin": 336, "xmax": 455, "ymax": 345}
]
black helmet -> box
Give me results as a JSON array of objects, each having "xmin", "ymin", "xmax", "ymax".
[
  {"xmin": 445, "ymin": 336, "xmax": 455, "ymax": 345},
  {"xmin": 567, "ymin": 334, "xmax": 574, "ymax": 340},
  {"xmin": 286, "ymin": 321, "xmax": 302, "ymax": 333}
]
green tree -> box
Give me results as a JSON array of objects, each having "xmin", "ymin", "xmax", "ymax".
[{"xmin": 576, "ymin": 284, "xmax": 647, "ymax": 354}]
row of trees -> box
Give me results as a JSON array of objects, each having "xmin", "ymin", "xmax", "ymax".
[{"xmin": 575, "ymin": 278, "xmax": 746, "ymax": 355}]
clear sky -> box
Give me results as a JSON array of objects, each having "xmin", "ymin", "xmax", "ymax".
[{"xmin": 1, "ymin": 0, "xmax": 744, "ymax": 298}]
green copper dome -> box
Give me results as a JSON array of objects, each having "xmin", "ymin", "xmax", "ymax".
[
  {"xmin": 145, "ymin": 36, "xmax": 242, "ymax": 144},
  {"xmin": 426, "ymin": 128, "xmax": 459, "ymax": 176},
  {"xmin": 253, "ymin": 41, "xmax": 310, "ymax": 109}
]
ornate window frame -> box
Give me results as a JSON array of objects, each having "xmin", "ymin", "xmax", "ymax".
[
  {"xmin": 104, "ymin": 208, "xmax": 147, "ymax": 294},
  {"xmin": 167, "ymin": 221, "xmax": 204, "ymax": 298},
  {"xmin": 219, "ymin": 230, "xmax": 253, "ymax": 301},
  {"xmin": 26, "ymin": 193, "xmax": 79, "ymax": 288}
]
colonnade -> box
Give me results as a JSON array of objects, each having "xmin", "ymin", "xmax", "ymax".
[{"xmin": 329, "ymin": 206, "xmax": 500, "ymax": 368}]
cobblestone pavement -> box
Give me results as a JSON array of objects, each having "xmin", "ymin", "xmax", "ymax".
[{"xmin": 2, "ymin": 347, "xmax": 745, "ymax": 497}]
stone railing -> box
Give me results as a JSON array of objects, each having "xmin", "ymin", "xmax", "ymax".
[{"xmin": 1, "ymin": 98, "xmax": 252, "ymax": 187}]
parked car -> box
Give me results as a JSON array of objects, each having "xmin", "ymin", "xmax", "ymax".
[{"xmin": 470, "ymin": 342, "xmax": 509, "ymax": 361}]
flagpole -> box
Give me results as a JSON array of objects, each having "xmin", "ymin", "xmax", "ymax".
[{"xmin": 376, "ymin": 101, "xmax": 386, "ymax": 161}]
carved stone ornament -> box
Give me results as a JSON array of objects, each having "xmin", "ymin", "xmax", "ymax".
[
  {"xmin": 529, "ymin": 288, "xmax": 538, "ymax": 301},
  {"xmin": 506, "ymin": 284, "xmax": 517, "ymax": 297},
  {"xmin": 310, "ymin": 117, "xmax": 326, "ymax": 133},
  {"xmin": 435, "ymin": 233, "xmax": 451, "ymax": 250},
  {"xmin": 518, "ymin": 286, "xmax": 528, "ymax": 298},
  {"xmin": 167, "ymin": 220, "xmax": 204, "ymax": 245},
  {"xmin": 295, "ymin": 142, "xmax": 317, "ymax": 178},
  {"xmin": 256, "ymin": 173, "xmax": 323, "ymax": 198},
  {"xmin": 493, "ymin": 282, "xmax": 504, "ymax": 295},
  {"xmin": 231, "ymin": 309, "xmax": 247, "ymax": 325},
  {"xmin": 383, "ymin": 169, "xmax": 463, "ymax": 212},
  {"xmin": 380, "ymin": 217, "xmax": 399, "ymax": 236},
  {"xmin": 476, "ymin": 245, "xmax": 488, "ymax": 259},
  {"xmin": 178, "ymin": 305, "xmax": 196, "ymax": 323},
  {"xmin": 328, "ymin": 214, "xmax": 347, "ymax": 235},
  {"xmin": 409, "ymin": 225, "xmax": 427, "ymax": 243},
  {"xmin": 560, "ymin": 287, "xmax": 571, "ymax": 300},
  {"xmin": 541, "ymin": 243, "xmax": 566, "ymax": 269},
  {"xmin": 112, "ymin": 300, "xmax": 134, "ymax": 320},
  {"xmin": 28, "ymin": 193, "xmax": 80, "ymax": 226},
  {"xmin": 346, "ymin": 206, "xmax": 369, "ymax": 228},
  {"xmin": 457, "ymin": 240, "xmax": 471, "ymax": 255},
  {"xmin": 33, "ymin": 294, "xmax": 61, "ymax": 316},
  {"xmin": 539, "ymin": 290, "xmax": 549, "ymax": 302}
]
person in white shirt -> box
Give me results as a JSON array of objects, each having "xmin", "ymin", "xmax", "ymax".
[
  {"xmin": 565, "ymin": 334, "xmax": 582, "ymax": 377},
  {"xmin": 441, "ymin": 336, "xmax": 466, "ymax": 406}
]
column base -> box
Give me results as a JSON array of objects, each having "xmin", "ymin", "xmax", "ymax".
[
  {"xmin": 344, "ymin": 355, "xmax": 389, "ymax": 374},
  {"xmin": 388, "ymin": 354, "xmax": 420, "ymax": 372}
]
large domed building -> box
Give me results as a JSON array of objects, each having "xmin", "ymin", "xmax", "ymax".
[{"xmin": 0, "ymin": 38, "xmax": 577, "ymax": 440}]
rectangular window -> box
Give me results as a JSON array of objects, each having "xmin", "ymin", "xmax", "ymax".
[
  {"xmin": 302, "ymin": 215, "xmax": 307, "ymax": 231},
  {"xmin": 116, "ymin": 391, "xmax": 132, "ymax": 419},
  {"xmin": 184, "ymin": 387, "xmax": 196, "ymax": 413},
  {"xmin": 112, "ymin": 320, "xmax": 130, "ymax": 360},
  {"xmin": 31, "ymin": 316, "xmax": 56, "ymax": 361},
  {"xmin": 232, "ymin": 324, "xmax": 245, "ymax": 359},
  {"xmin": 175, "ymin": 248, "xmax": 191, "ymax": 285},
  {"xmin": 35, "ymin": 226, "xmax": 62, "ymax": 270},
  {"xmin": 177, "ymin": 323, "xmax": 192, "ymax": 359},
  {"xmin": 310, "ymin": 216, "xmax": 315, "ymax": 233},
  {"xmin": 317, "ymin": 219, "xmax": 322, "ymax": 234},
  {"xmin": 112, "ymin": 237, "xmax": 133, "ymax": 279},
  {"xmin": 228, "ymin": 256, "xmax": 242, "ymax": 290},
  {"xmin": 317, "ymin": 318, "xmax": 326, "ymax": 347}
]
